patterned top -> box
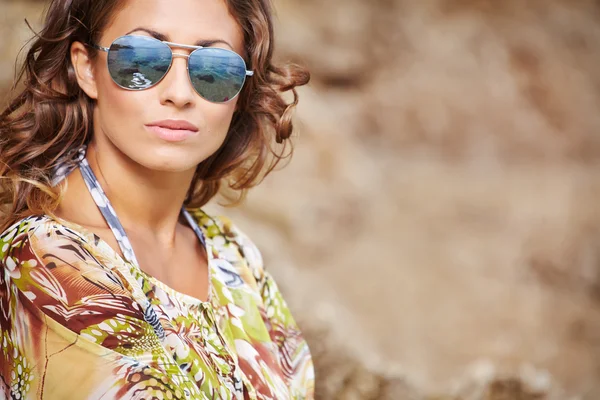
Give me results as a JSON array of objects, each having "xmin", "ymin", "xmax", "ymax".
[{"xmin": 0, "ymin": 149, "xmax": 314, "ymax": 399}]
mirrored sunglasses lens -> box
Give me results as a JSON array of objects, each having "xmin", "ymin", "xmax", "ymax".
[
  {"xmin": 107, "ymin": 36, "xmax": 172, "ymax": 90},
  {"xmin": 189, "ymin": 48, "xmax": 247, "ymax": 102}
]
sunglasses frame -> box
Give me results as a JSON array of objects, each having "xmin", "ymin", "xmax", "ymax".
[{"xmin": 90, "ymin": 34, "xmax": 254, "ymax": 103}]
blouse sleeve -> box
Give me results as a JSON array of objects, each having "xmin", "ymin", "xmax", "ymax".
[
  {"xmin": 0, "ymin": 217, "xmax": 198, "ymax": 400},
  {"xmin": 215, "ymin": 216, "xmax": 315, "ymax": 398}
]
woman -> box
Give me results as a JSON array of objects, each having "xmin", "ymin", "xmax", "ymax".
[{"xmin": 0, "ymin": 0, "xmax": 313, "ymax": 398}]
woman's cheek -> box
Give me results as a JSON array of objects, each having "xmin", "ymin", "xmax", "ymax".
[
  {"xmin": 207, "ymin": 101, "xmax": 238, "ymax": 137},
  {"xmin": 97, "ymin": 83, "xmax": 151, "ymax": 135}
]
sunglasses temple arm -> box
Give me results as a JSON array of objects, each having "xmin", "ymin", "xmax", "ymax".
[{"xmin": 88, "ymin": 43, "xmax": 109, "ymax": 52}]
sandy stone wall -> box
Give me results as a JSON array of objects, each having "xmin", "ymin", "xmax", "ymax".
[{"xmin": 2, "ymin": 0, "xmax": 600, "ymax": 398}]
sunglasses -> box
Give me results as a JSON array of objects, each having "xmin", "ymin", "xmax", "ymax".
[{"xmin": 90, "ymin": 35, "xmax": 254, "ymax": 103}]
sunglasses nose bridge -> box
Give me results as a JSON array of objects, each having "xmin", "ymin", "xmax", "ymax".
[{"xmin": 172, "ymin": 53, "xmax": 191, "ymax": 72}]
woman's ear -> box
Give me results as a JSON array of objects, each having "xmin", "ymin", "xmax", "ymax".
[{"xmin": 70, "ymin": 41, "xmax": 99, "ymax": 99}]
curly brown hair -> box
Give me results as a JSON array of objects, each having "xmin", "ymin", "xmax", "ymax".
[{"xmin": 0, "ymin": 0, "xmax": 309, "ymax": 232}]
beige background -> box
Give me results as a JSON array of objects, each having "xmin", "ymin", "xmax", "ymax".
[{"xmin": 2, "ymin": 0, "xmax": 600, "ymax": 399}]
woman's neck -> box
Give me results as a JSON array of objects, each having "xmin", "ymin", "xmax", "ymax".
[{"xmin": 57, "ymin": 138, "xmax": 197, "ymax": 247}]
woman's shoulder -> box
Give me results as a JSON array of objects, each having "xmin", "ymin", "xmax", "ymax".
[
  {"xmin": 1, "ymin": 215, "xmax": 68, "ymax": 257},
  {"xmin": 0, "ymin": 214, "xmax": 95, "ymax": 258},
  {"xmin": 1, "ymin": 214, "xmax": 53, "ymax": 238},
  {"xmin": 0, "ymin": 214, "xmax": 126, "ymax": 295},
  {"xmin": 0, "ymin": 212, "xmax": 138, "ymax": 321}
]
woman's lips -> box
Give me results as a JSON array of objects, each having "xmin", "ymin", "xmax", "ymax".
[
  {"xmin": 145, "ymin": 125, "xmax": 197, "ymax": 142},
  {"xmin": 145, "ymin": 119, "xmax": 199, "ymax": 142}
]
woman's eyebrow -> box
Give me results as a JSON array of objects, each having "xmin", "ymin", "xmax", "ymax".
[{"xmin": 125, "ymin": 27, "xmax": 234, "ymax": 49}]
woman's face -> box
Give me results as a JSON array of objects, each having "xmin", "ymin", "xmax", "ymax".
[{"xmin": 83, "ymin": 0, "xmax": 244, "ymax": 173}]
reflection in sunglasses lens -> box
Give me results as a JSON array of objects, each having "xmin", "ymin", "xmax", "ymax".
[
  {"xmin": 189, "ymin": 48, "xmax": 246, "ymax": 102},
  {"xmin": 108, "ymin": 36, "xmax": 172, "ymax": 90}
]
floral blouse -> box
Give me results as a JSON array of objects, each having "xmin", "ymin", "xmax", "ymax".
[{"xmin": 0, "ymin": 209, "xmax": 314, "ymax": 399}]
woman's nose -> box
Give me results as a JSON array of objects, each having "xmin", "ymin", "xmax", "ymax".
[{"xmin": 157, "ymin": 54, "xmax": 196, "ymax": 108}]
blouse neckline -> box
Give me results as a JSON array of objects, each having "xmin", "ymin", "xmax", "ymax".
[{"xmin": 48, "ymin": 211, "xmax": 217, "ymax": 309}]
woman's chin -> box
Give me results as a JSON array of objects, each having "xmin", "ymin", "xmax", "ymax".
[
  {"xmin": 141, "ymin": 158, "xmax": 200, "ymax": 174},
  {"xmin": 134, "ymin": 147, "xmax": 209, "ymax": 174}
]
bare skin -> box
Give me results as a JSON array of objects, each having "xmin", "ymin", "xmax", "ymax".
[{"xmin": 56, "ymin": 0, "xmax": 245, "ymax": 302}]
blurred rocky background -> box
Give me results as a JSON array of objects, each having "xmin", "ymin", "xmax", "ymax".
[{"xmin": 2, "ymin": 0, "xmax": 600, "ymax": 399}]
